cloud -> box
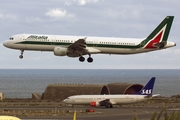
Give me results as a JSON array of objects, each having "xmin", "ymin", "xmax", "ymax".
[
  {"xmin": 25, "ymin": 17, "xmax": 43, "ymax": 23},
  {"xmin": 0, "ymin": 13, "xmax": 3, "ymax": 18},
  {"xmin": 46, "ymin": 8, "xmax": 67, "ymax": 18},
  {"xmin": 105, "ymin": 5, "xmax": 141, "ymax": 20},
  {"xmin": 65, "ymin": 2, "xmax": 72, "ymax": 6},
  {"xmin": 0, "ymin": 13, "xmax": 17, "ymax": 20},
  {"xmin": 45, "ymin": 8, "xmax": 74, "ymax": 19},
  {"xmin": 161, "ymin": 48, "xmax": 180, "ymax": 55},
  {"xmin": 45, "ymin": 8, "xmax": 67, "ymax": 18},
  {"xmin": 74, "ymin": 0, "xmax": 99, "ymax": 5}
]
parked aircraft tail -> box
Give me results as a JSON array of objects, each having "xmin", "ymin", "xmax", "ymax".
[{"xmin": 136, "ymin": 77, "xmax": 156, "ymax": 95}]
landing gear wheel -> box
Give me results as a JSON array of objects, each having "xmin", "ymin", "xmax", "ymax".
[
  {"xmin": 19, "ymin": 50, "xmax": 24, "ymax": 59},
  {"xmin": 110, "ymin": 105, "xmax": 113, "ymax": 108},
  {"xmin": 87, "ymin": 57, "xmax": 93, "ymax": 63},
  {"xmin": 19, "ymin": 55, "xmax": 23, "ymax": 59},
  {"xmin": 79, "ymin": 56, "xmax": 85, "ymax": 62}
]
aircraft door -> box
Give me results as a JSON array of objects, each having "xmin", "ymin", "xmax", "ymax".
[
  {"xmin": 51, "ymin": 37, "xmax": 56, "ymax": 45},
  {"xmin": 140, "ymin": 40, "xmax": 146, "ymax": 47},
  {"xmin": 17, "ymin": 36, "xmax": 27, "ymax": 49},
  {"xmin": 93, "ymin": 40, "xmax": 98, "ymax": 47}
]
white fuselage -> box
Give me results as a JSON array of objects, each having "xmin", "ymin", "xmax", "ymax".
[
  {"xmin": 63, "ymin": 94, "xmax": 149, "ymax": 105},
  {"xmin": 3, "ymin": 34, "xmax": 176, "ymax": 55}
]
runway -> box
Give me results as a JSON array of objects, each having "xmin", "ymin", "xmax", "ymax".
[
  {"xmin": 7, "ymin": 106, "xmax": 167, "ymax": 120},
  {"xmin": 1, "ymin": 98, "xmax": 179, "ymax": 120}
]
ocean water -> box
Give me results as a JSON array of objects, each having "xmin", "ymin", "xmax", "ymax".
[{"xmin": 0, "ymin": 69, "xmax": 179, "ymax": 98}]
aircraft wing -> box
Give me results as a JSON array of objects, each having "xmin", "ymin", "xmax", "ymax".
[
  {"xmin": 98, "ymin": 99, "xmax": 112, "ymax": 106},
  {"xmin": 68, "ymin": 37, "xmax": 86, "ymax": 51},
  {"xmin": 68, "ymin": 37, "xmax": 101, "ymax": 56}
]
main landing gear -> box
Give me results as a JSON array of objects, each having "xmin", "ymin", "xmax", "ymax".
[
  {"xmin": 19, "ymin": 50, "xmax": 24, "ymax": 59},
  {"xmin": 105, "ymin": 104, "xmax": 113, "ymax": 108},
  {"xmin": 79, "ymin": 56, "xmax": 93, "ymax": 63}
]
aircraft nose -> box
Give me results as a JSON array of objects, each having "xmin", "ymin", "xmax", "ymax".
[
  {"xmin": 3, "ymin": 41, "xmax": 8, "ymax": 47},
  {"xmin": 63, "ymin": 99, "xmax": 67, "ymax": 103},
  {"xmin": 3, "ymin": 40, "xmax": 11, "ymax": 48}
]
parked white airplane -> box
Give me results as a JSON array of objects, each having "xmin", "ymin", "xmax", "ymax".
[
  {"xmin": 63, "ymin": 77, "xmax": 159, "ymax": 108},
  {"xmin": 3, "ymin": 16, "xmax": 175, "ymax": 63}
]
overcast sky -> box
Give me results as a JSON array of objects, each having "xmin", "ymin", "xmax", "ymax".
[{"xmin": 0, "ymin": 0, "xmax": 180, "ymax": 69}]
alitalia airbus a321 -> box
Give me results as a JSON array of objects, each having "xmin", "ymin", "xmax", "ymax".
[{"xmin": 3, "ymin": 16, "xmax": 176, "ymax": 63}]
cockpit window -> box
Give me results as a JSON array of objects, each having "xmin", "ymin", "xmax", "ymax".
[{"xmin": 9, "ymin": 37, "xmax": 14, "ymax": 40}]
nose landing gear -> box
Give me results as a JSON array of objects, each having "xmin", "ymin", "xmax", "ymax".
[{"xmin": 19, "ymin": 50, "xmax": 24, "ymax": 59}]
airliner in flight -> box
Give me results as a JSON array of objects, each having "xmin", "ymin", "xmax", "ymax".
[
  {"xmin": 3, "ymin": 16, "xmax": 175, "ymax": 63},
  {"xmin": 63, "ymin": 77, "xmax": 159, "ymax": 108}
]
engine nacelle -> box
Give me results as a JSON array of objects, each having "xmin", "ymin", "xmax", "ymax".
[
  {"xmin": 54, "ymin": 47, "xmax": 68, "ymax": 56},
  {"xmin": 90, "ymin": 102, "xmax": 100, "ymax": 107}
]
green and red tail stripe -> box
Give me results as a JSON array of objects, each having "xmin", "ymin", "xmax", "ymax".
[{"xmin": 140, "ymin": 16, "xmax": 174, "ymax": 49}]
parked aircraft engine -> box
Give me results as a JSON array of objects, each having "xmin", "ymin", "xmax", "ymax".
[
  {"xmin": 54, "ymin": 47, "xmax": 67, "ymax": 56},
  {"xmin": 90, "ymin": 102, "xmax": 100, "ymax": 107}
]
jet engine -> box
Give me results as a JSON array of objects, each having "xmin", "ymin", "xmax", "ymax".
[
  {"xmin": 90, "ymin": 102, "xmax": 100, "ymax": 107},
  {"xmin": 54, "ymin": 47, "xmax": 68, "ymax": 56}
]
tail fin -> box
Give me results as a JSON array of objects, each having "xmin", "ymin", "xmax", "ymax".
[
  {"xmin": 136, "ymin": 77, "xmax": 156, "ymax": 95},
  {"xmin": 140, "ymin": 16, "xmax": 174, "ymax": 48}
]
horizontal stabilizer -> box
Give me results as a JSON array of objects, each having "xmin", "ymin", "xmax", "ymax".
[
  {"xmin": 152, "ymin": 94, "xmax": 160, "ymax": 97},
  {"xmin": 153, "ymin": 42, "xmax": 167, "ymax": 48},
  {"xmin": 144, "ymin": 94, "xmax": 160, "ymax": 98}
]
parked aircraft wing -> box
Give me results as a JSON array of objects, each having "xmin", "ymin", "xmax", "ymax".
[{"xmin": 99, "ymin": 99, "xmax": 112, "ymax": 106}]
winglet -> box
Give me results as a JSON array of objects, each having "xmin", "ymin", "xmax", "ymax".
[
  {"xmin": 84, "ymin": 37, "xmax": 87, "ymax": 40},
  {"xmin": 136, "ymin": 77, "xmax": 156, "ymax": 95}
]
